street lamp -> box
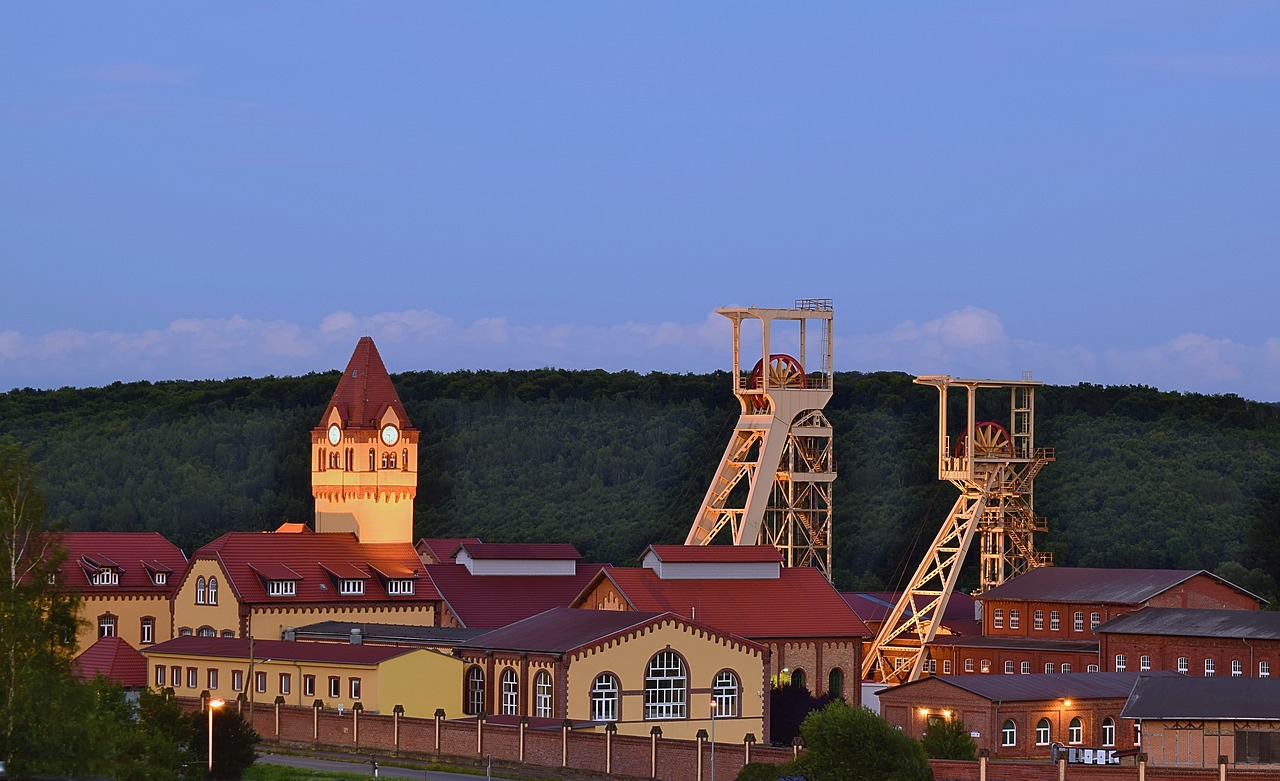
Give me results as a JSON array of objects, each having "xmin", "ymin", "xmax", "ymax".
[
  {"xmin": 208, "ymin": 698, "xmax": 226, "ymax": 776},
  {"xmin": 709, "ymin": 698, "xmax": 717, "ymax": 781}
]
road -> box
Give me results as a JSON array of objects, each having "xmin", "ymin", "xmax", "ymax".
[{"xmin": 256, "ymin": 750, "xmax": 521, "ymax": 781}]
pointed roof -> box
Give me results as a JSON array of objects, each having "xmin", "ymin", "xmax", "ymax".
[
  {"xmin": 73, "ymin": 636, "xmax": 148, "ymax": 687},
  {"xmin": 320, "ymin": 337, "xmax": 413, "ymax": 430}
]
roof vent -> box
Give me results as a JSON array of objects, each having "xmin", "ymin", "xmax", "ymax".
[
  {"xmin": 350, "ymin": 628, "xmax": 363, "ymax": 645},
  {"xmin": 283, "ymin": 626, "xmax": 296, "ymax": 642}
]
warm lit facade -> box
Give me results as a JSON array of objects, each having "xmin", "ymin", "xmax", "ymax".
[
  {"xmin": 56, "ymin": 532, "xmax": 188, "ymax": 654},
  {"xmin": 142, "ymin": 635, "xmax": 464, "ymax": 717},
  {"xmin": 454, "ymin": 607, "xmax": 768, "ymax": 743},
  {"xmin": 1097, "ymin": 608, "xmax": 1280, "ymax": 679}
]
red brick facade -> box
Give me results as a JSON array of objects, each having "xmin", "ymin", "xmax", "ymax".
[{"xmin": 1100, "ymin": 633, "xmax": 1280, "ymax": 678}]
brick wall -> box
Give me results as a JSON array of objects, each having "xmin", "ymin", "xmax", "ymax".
[{"xmin": 1100, "ymin": 633, "xmax": 1280, "ymax": 678}]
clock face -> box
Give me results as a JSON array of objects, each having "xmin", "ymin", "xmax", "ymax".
[
  {"xmin": 328, "ymin": 424, "xmax": 341, "ymax": 446},
  {"xmin": 381, "ymin": 424, "xmax": 399, "ymax": 446}
]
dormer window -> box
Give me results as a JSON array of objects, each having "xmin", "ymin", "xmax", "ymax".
[
  {"xmin": 92, "ymin": 570, "xmax": 119, "ymax": 586},
  {"xmin": 339, "ymin": 579, "xmax": 365, "ymax": 596},
  {"xmin": 153, "ymin": 572, "xmax": 167, "ymax": 586},
  {"xmin": 268, "ymin": 580, "xmax": 297, "ymax": 597},
  {"xmin": 386, "ymin": 579, "xmax": 414, "ymax": 595}
]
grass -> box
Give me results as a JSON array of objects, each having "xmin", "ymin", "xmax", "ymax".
[{"xmin": 245, "ymin": 765, "xmax": 372, "ymax": 781}]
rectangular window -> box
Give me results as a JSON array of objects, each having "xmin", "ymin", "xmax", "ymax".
[
  {"xmin": 1232, "ymin": 660, "xmax": 1243, "ymax": 677},
  {"xmin": 268, "ymin": 580, "xmax": 296, "ymax": 596},
  {"xmin": 1034, "ymin": 610, "xmax": 1044, "ymax": 630},
  {"xmin": 964, "ymin": 658, "xmax": 974, "ymax": 673},
  {"xmin": 993, "ymin": 609, "xmax": 1004, "ymax": 629},
  {"xmin": 256, "ymin": 671, "xmax": 267, "ymax": 693},
  {"xmin": 208, "ymin": 669, "xmax": 218, "ymax": 690},
  {"xmin": 1205, "ymin": 658, "xmax": 1216, "ymax": 677},
  {"xmin": 1004, "ymin": 660, "xmax": 1014, "ymax": 674},
  {"xmin": 350, "ymin": 678, "xmax": 361, "ymax": 700},
  {"xmin": 1087, "ymin": 664, "xmax": 1099, "ymax": 673},
  {"xmin": 232, "ymin": 670, "xmax": 244, "ymax": 691},
  {"xmin": 280, "ymin": 673, "xmax": 291, "ymax": 694},
  {"xmin": 1009, "ymin": 609, "xmax": 1020, "ymax": 629},
  {"xmin": 1045, "ymin": 663, "xmax": 1055, "ymax": 674},
  {"xmin": 187, "ymin": 668, "xmax": 198, "ymax": 689},
  {"xmin": 140, "ymin": 617, "xmax": 155, "ymax": 644},
  {"xmin": 1115, "ymin": 654, "xmax": 1127, "ymax": 672},
  {"xmin": 1050, "ymin": 611, "xmax": 1060, "ymax": 631},
  {"xmin": 1062, "ymin": 663, "xmax": 1072, "ymax": 673},
  {"xmin": 1140, "ymin": 655, "xmax": 1151, "ymax": 671},
  {"xmin": 1002, "ymin": 722, "xmax": 1016, "ymax": 746},
  {"xmin": 1020, "ymin": 661, "xmax": 1030, "ymax": 674},
  {"xmin": 171, "ymin": 666, "xmax": 182, "ymax": 687},
  {"xmin": 1261, "ymin": 661, "xmax": 1271, "ymax": 678},
  {"xmin": 304, "ymin": 675, "xmax": 316, "ymax": 697},
  {"xmin": 1178, "ymin": 657, "xmax": 1189, "ymax": 673},
  {"xmin": 338, "ymin": 579, "xmax": 365, "ymax": 596},
  {"xmin": 1090, "ymin": 612, "xmax": 1101, "ymax": 630},
  {"xmin": 98, "ymin": 615, "xmax": 117, "ymax": 638},
  {"xmin": 386, "ymin": 579, "xmax": 415, "ymax": 595},
  {"xmin": 155, "ymin": 666, "xmax": 166, "ymax": 687},
  {"xmin": 927, "ymin": 659, "xmax": 936, "ymax": 674},
  {"xmin": 329, "ymin": 677, "xmax": 341, "ymax": 699},
  {"xmin": 1074, "ymin": 612, "xmax": 1084, "ymax": 632},
  {"xmin": 942, "ymin": 660, "xmax": 952, "ymax": 675}
]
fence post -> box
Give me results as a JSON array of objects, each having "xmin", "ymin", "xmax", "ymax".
[
  {"xmin": 1057, "ymin": 755, "xmax": 1065, "ymax": 781},
  {"xmin": 650, "ymin": 725, "xmax": 662, "ymax": 779},
  {"xmin": 1138, "ymin": 752, "xmax": 1147, "ymax": 781},
  {"xmin": 561, "ymin": 719, "xmax": 573, "ymax": 768},
  {"xmin": 313, "ymin": 699, "xmax": 323, "ymax": 740},
  {"xmin": 744, "ymin": 733, "xmax": 755, "ymax": 766},
  {"xmin": 393, "ymin": 705, "xmax": 405, "ymax": 752},
  {"xmin": 605, "ymin": 722, "xmax": 617, "ymax": 776},
  {"xmin": 1218, "ymin": 755, "xmax": 1228, "ymax": 781},
  {"xmin": 476, "ymin": 712, "xmax": 485, "ymax": 755},
  {"xmin": 519, "ymin": 716, "xmax": 529, "ymax": 763},
  {"xmin": 695, "ymin": 729, "xmax": 708, "ymax": 781},
  {"xmin": 978, "ymin": 748, "xmax": 988, "ymax": 781},
  {"xmin": 274, "ymin": 696, "xmax": 285, "ymax": 737},
  {"xmin": 434, "ymin": 708, "xmax": 445, "ymax": 754},
  {"xmin": 353, "ymin": 702, "xmax": 363, "ymax": 745},
  {"xmin": 792, "ymin": 735, "xmax": 804, "ymax": 760}
]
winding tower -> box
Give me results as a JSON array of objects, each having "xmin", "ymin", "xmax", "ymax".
[
  {"xmin": 684, "ymin": 299, "xmax": 836, "ymax": 580},
  {"xmin": 861, "ymin": 374, "xmax": 1054, "ymax": 684}
]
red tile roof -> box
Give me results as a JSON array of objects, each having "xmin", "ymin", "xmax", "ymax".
[
  {"xmin": 73, "ymin": 636, "xmax": 148, "ymax": 687},
  {"xmin": 55, "ymin": 532, "xmax": 188, "ymax": 594},
  {"xmin": 643, "ymin": 544, "xmax": 782, "ymax": 563},
  {"xmin": 416, "ymin": 538, "xmax": 482, "ymax": 564},
  {"xmin": 457, "ymin": 542, "xmax": 581, "ymax": 561},
  {"xmin": 141, "ymin": 635, "xmax": 420, "ymax": 665},
  {"xmin": 193, "ymin": 532, "xmax": 439, "ymax": 604},
  {"xmin": 318, "ymin": 337, "xmax": 413, "ymax": 431},
  {"xmin": 425, "ymin": 562, "xmax": 607, "ymax": 629},
  {"xmin": 582, "ymin": 566, "xmax": 869, "ymax": 640}
]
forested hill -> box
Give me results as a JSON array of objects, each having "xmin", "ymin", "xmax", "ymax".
[{"xmin": 2, "ymin": 370, "xmax": 1278, "ymax": 603}]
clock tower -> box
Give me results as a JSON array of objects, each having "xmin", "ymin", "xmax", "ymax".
[{"xmin": 311, "ymin": 337, "xmax": 417, "ymax": 543}]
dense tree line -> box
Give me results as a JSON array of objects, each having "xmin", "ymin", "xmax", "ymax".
[{"xmin": 1, "ymin": 369, "xmax": 1277, "ymax": 601}]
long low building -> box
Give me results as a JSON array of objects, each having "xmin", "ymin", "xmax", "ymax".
[{"xmin": 1122, "ymin": 676, "xmax": 1280, "ymax": 766}]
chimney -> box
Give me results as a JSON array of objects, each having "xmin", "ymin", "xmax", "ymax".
[
  {"xmin": 350, "ymin": 627, "xmax": 363, "ymax": 645},
  {"xmin": 283, "ymin": 626, "xmax": 296, "ymax": 641}
]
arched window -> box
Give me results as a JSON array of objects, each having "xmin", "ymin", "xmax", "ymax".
[
  {"xmin": 1035, "ymin": 718, "xmax": 1051, "ymax": 745},
  {"xmin": 534, "ymin": 671, "xmax": 553, "ymax": 719},
  {"xmin": 388, "ymin": 451, "xmax": 397, "ymax": 469},
  {"xmin": 712, "ymin": 670, "xmax": 739, "ymax": 717},
  {"xmin": 828, "ymin": 668, "xmax": 844, "ymax": 699},
  {"xmin": 198, "ymin": 626, "xmax": 216, "ymax": 637},
  {"xmin": 381, "ymin": 452, "xmax": 390, "ymax": 469},
  {"xmin": 1001, "ymin": 719, "xmax": 1017, "ymax": 747},
  {"xmin": 402, "ymin": 449, "xmax": 409, "ymax": 470},
  {"xmin": 369, "ymin": 449, "xmax": 376, "ymax": 471},
  {"xmin": 318, "ymin": 451, "xmax": 326, "ymax": 470},
  {"xmin": 591, "ymin": 673, "xmax": 619, "ymax": 722},
  {"xmin": 345, "ymin": 448, "xmax": 353, "ymax": 471},
  {"xmin": 791, "ymin": 668, "xmax": 807, "ymax": 691},
  {"xmin": 1069, "ymin": 717, "xmax": 1083, "ymax": 744},
  {"xmin": 196, "ymin": 577, "xmax": 207, "ymax": 605},
  {"xmin": 1102, "ymin": 717, "xmax": 1116, "ymax": 747},
  {"xmin": 464, "ymin": 666, "xmax": 485, "ymax": 715},
  {"xmin": 644, "ymin": 651, "xmax": 687, "ymax": 719},
  {"xmin": 500, "ymin": 668, "xmax": 519, "ymax": 715},
  {"xmin": 207, "ymin": 577, "xmax": 218, "ymax": 605}
]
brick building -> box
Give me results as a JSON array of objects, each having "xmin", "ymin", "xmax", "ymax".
[
  {"xmin": 1122, "ymin": 676, "xmax": 1280, "ymax": 766},
  {"xmin": 1097, "ymin": 608, "xmax": 1280, "ymax": 678}
]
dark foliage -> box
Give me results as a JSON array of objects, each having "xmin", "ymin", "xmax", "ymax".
[
  {"xmin": 771, "ymin": 681, "xmax": 840, "ymax": 746},
  {"xmin": 921, "ymin": 716, "xmax": 977, "ymax": 760},
  {"xmin": 190, "ymin": 704, "xmax": 260, "ymax": 780},
  {"xmin": 796, "ymin": 701, "xmax": 932, "ymax": 781}
]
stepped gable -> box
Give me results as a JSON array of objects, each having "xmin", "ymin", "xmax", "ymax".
[
  {"xmin": 73, "ymin": 636, "xmax": 148, "ymax": 687},
  {"xmin": 423, "ymin": 560, "xmax": 608, "ymax": 629},
  {"xmin": 319, "ymin": 336, "xmax": 412, "ymax": 431},
  {"xmin": 194, "ymin": 531, "xmax": 438, "ymax": 604},
  {"xmin": 55, "ymin": 531, "xmax": 188, "ymax": 593},
  {"xmin": 979, "ymin": 567, "xmax": 1263, "ymax": 605},
  {"xmin": 579, "ymin": 564, "xmax": 870, "ymax": 640}
]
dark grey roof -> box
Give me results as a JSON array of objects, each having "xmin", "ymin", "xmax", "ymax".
[
  {"xmin": 291, "ymin": 621, "xmax": 491, "ymax": 646},
  {"xmin": 878, "ymin": 671, "xmax": 1182, "ymax": 703},
  {"xmin": 978, "ymin": 568, "xmax": 1257, "ymax": 605},
  {"xmin": 929, "ymin": 635, "xmax": 1098, "ymax": 654},
  {"xmin": 455, "ymin": 607, "xmax": 669, "ymax": 655},
  {"xmin": 1122, "ymin": 677, "xmax": 1280, "ymax": 720},
  {"xmin": 1096, "ymin": 608, "xmax": 1280, "ymax": 640}
]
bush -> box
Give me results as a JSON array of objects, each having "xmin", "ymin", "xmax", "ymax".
[
  {"xmin": 737, "ymin": 760, "xmax": 802, "ymax": 781},
  {"xmin": 922, "ymin": 717, "xmax": 977, "ymax": 760},
  {"xmin": 795, "ymin": 701, "xmax": 932, "ymax": 781}
]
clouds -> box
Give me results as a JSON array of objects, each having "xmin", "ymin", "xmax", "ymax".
[{"xmin": 1, "ymin": 308, "xmax": 1275, "ymax": 402}]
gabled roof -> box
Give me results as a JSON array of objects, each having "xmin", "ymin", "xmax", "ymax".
[
  {"xmin": 978, "ymin": 567, "xmax": 1260, "ymax": 606},
  {"xmin": 416, "ymin": 537, "xmax": 482, "ymax": 564},
  {"xmin": 55, "ymin": 532, "xmax": 188, "ymax": 593},
  {"xmin": 424, "ymin": 561, "xmax": 607, "ymax": 629},
  {"xmin": 578, "ymin": 565, "xmax": 869, "ymax": 640},
  {"xmin": 456, "ymin": 542, "xmax": 580, "ymax": 561},
  {"xmin": 73, "ymin": 636, "xmax": 148, "ymax": 687},
  {"xmin": 642, "ymin": 545, "xmax": 782, "ymax": 564},
  {"xmin": 193, "ymin": 532, "xmax": 438, "ymax": 604},
  {"xmin": 318, "ymin": 337, "xmax": 413, "ymax": 431},
  {"xmin": 879, "ymin": 671, "xmax": 1182, "ymax": 702},
  {"xmin": 1122, "ymin": 676, "xmax": 1280, "ymax": 720},
  {"xmin": 1097, "ymin": 608, "xmax": 1280, "ymax": 640},
  {"xmin": 454, "ymin": 606, "xmax": 765, "ymax": 657},
  {"xmin": 141, "ymin": 635, "xmax": 422, "ymax": 665}
]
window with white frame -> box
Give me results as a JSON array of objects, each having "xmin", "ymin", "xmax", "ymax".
[
  {"xmin": 1002, "ymin": 719, "xmax": 1016, "ymax": 747},
  {"xmin": 171, "ymin": 666, "xmax": 181, "ymax": 686},
  {"xmin": 500, "ymin": 668, "xmax": 518, "ymax": 715},
  {"xmin": 1087, "ymin": 664, "xmax": 1099, "ymax": 673},
  {"xmin": 1262, "ymin": 661, "xmax": 1271, "ymax": 678},
  {"xmin": 1020, "ymin": 661, "xmax": 1030, "ymax": 674},
  {"xmin": 196, "ymin": 577, "xmax": 206, "ymax": 604},
  {"xmin": 1045, "ymin": 663, "xmax": 1055, "ymax": 674},
  {"xmin": 1050, "ymin": 610, "xmax": 1060, "ymax": 631},
  {"xmin": 98, "ymin": 613, "xmax": 116, "ymax": 638},
  {"xmin": 1074, "ymin": 612, "xmax": 1084, "ymax": 632},
  {"xmin": 534, "ymin": 672, "xmax": 552, "ymax": 719},
  {"xmin": 465, "ymin": 667, "xmax": 484, "ymax": 715},
  {"xmin": 1140, "ymin": 655, "xmax": 1151, "ymax": 671},
  {"xmin": 1115, "ymin": 654, "xmax": 1126, "ymax": 672},
  {"xmin": 1004, "ymin": 660, "xmax": 1015, "ymax": 674},
  {"xmin": 155, "ymin": 666, "xmax": 166, "ymax": 687},
  {"xmin": 208, "ymin": 669, "xmax": 218, "ymax": 690},
  {"xmin": 591, "ymin": 673, "xmax": 619, "ymax": 722},
  {"xmin": 304, "ymin": 675, "xmax": 316, "ymax": 697},
  {"xmin": 1009, "ymin": 609, "xmax": 1020, "ymax": 629},
  {"xmin": 644, "ymin": 650, "xmax": 687, "ymax": 720},
  {"xmin": 965, "ymin": 658, "xmax": 974, "ymax": 673},
  {"xmin": 329, "ymin": 676, "xmax": 341, "ymax": 699},
  {"xmin": 92, "ymin": 569, "xmax": 119, "ymax": 586},
  {"xmin": 1102, "ymin": 717, "xmax": 1116, "ymax": 746},
  {"xmin": 232, "ymin": 670, "xmax": 243, "ymax": 691},
  {"xmin": 255, "ymin": 671, "xmax": 267, "ymax": 692},
  {"xmin": 1069, "ymin": 717, "xmax": 1083, "ymax": 744},
  {"xmin": 140, "ymin": 617, "xmax": 154, "ymax": 644},
  {"xmin": 993, "ymin": 609, "xmax": 1004, "ymax": 629},
  {"xmin": 350, "ymin": 678, "xmax": 361, "ymax": 700},
  {"xmin": 1090, "ymin": 612, "xmax": 1100, "ymax": 630},
  {"xmin": 713, "ymin": 670, "xmax": 739, "ymax": 717},
  {"xmin": 1205, "ymin": 658, "xmax": 1216, "ymax": 677},
  {"xmin": 1036, "ymin": 718, "xmax": 1051, "ymax": 745},
  {"xmin": 280, "ymin": 673, "xmax": 291, "ymax": 695},
  {"xmin": 1178, "ymin": 657, "xmax": 1189, "ymax": 673},
  {"xmin": 1062, "ymin": 663, "xmax": 1073, "ymax": 673},
  {"xmin": 941, "ymin": 660, "xmax": 951, "ymax": 675},
  {"xmin": 207, "ymin": 577, "xmax": 218, "ymax": 605},
  {"xmin": 1034, "ymin": 610, "xmax": 1044, "ymax": 630},
  {"xmin": 268, "ymin": 580, "xmax": 296, "ymax": 596},
  {"xmin": 153, "ymin": 571, "xmax": 167, "ymax": 586},
  {"xmin": 339, "ymin": 579, "xmax": 364, "ymax": 596},
  {"xmin": 386, "ymin": 579, "xmax": 414, "ymax": 595},
  {"xmin": 187, "ymin": 668, "xmax": 198, "ymax": 689},
  {"xmin": 1232, "ymin": 660, "xmax": 1243, "ymax": 677}
]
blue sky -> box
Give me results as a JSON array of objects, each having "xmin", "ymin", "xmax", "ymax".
[{"xmin": 3, "ymin": 3, "xmax": 1278, "ymax": 401}]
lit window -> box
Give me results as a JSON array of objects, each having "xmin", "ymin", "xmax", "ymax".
[
  {"xmin": 644, "ymin": 651, "xmax": 687, "ymax": 720},
  {"xmin": 465, "ymin": 667, "xmax": 484, "ymax": 715},
  {"xmin": 534, "ymin": 672, "xmax": 552, "ymax": 719},
  {"xmin": 500, "ymin": 669, "xmax": 518, "ymax": 715},
  {"xmin": 1036, "ymin": 718, "xmax": 1051, "ymax": 745},
  {"xmin": 1050, "ymin": 610, "xmax": 1060, "ymax": 631},
  {"xmin": 1069, "ymin": 717, "xmax": 1083, "ymax": 744},
  {"xmin": 980, "ymin": 659, "xmax": 991, "ymax": 674},
  {"xmin": 591, "ymin": 673, "xmax": 619, "ymax": 722},
  {"xmin": 1115, "ymin": 654, "xmax": 1126, "ymax": 672},
  {"xmin": 1140, "ymin": 655, "xmax": 1151, "ymax": 671},
  {"xmin": 98, "ymin": 614, "xmax": 117, "ymax": 638},
  {"xmin": 993, "ymin": 609, "xmax": 1004, "ymax": 629},
  {"xmin": 1002, "ymin": 719, "xmax": 1016, "ymax": 747},
  {"xmin": 713, "ymin": 670, "xmax": 739, "ymax": 717},
  {"xmin": 386, "ymin": 579, "xmax": 414, "ymax": 595},
  {"xmin": 339, "ymin": 579, "xmax": 365, "ymax": 596},
  {"xmin": 196, "ymin": 577, "xmax": 206, "ymax": 604},
  {"xmin": 1231, "ymin": 660, "xmax": 1243, "ymax": 677},
  {"xmin": 1034, "ymin": 610, "xmax": 1044, "ymax": 630},
  {"xmin": 1178, "ymin": 657, "xmax": 1189, "ymax": 673},
  {"xmin": 1205, "ymin": 658, "xmax": 1216, "ymax": 677},
  {"xmin": 268, "ymin": 580, "xmax": 296, "ymax": 596},
  {"xmin": 1102, "ymin": 717, "xmax": 1116, "ymax": 747}
]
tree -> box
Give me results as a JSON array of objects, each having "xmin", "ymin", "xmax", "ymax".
[
  {"xmin": 795, "ymin": 701, "xmax": 932, "ymax": 781},
  {"xmin": 190, "ymin": 704, "xmax": 260, "ymax": 780},
  {"xmin": 0, "ymin": 439, "xmax": 83, "ymax": 775},
  {"xmin": 770, "ymin": 680, "xmax": 840, "ymax": 746},
  {"xmin": 922, "ymin": 716, "xmax": 977, "ymax": 760}
]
